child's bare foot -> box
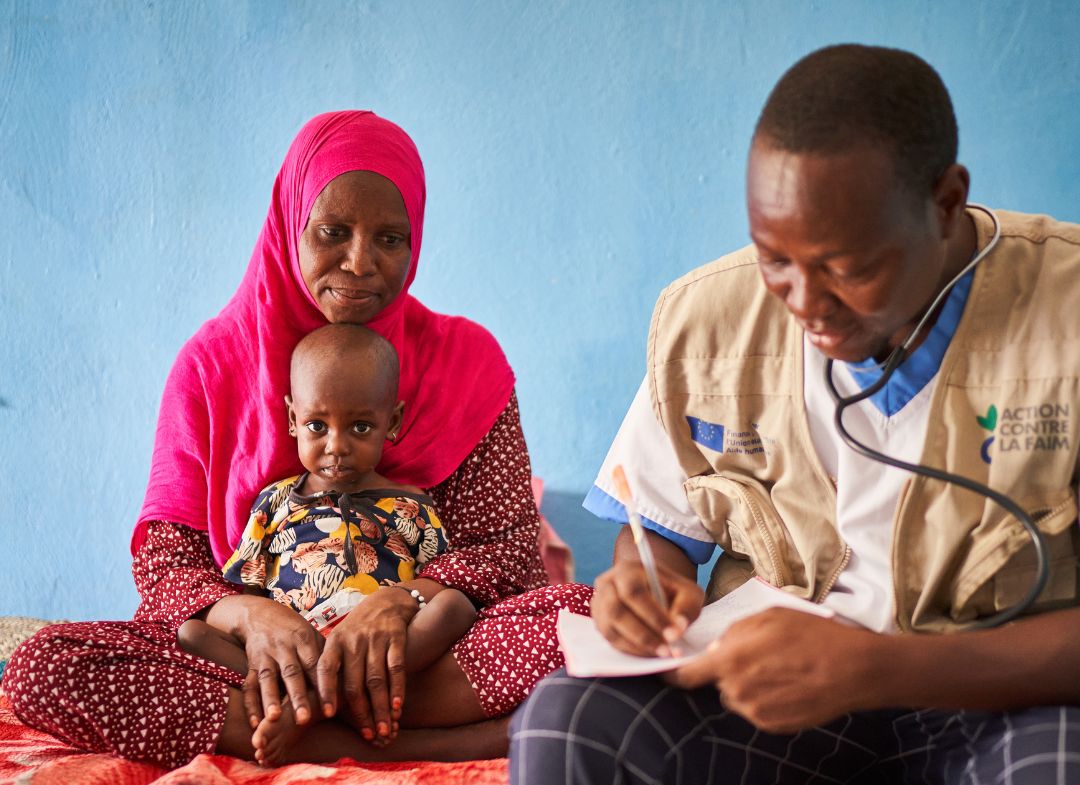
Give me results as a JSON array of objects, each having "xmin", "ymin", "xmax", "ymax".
[{"xmin": 252, "ymin": 696, "xmax": 309, "ymax": 766}]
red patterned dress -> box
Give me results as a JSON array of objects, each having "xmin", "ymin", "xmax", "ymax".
[{"xmin": 3, "ymin": 395, "xmax": 592, "ymax": 768}]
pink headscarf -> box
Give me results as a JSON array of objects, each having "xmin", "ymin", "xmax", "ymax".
[{"xmin": 135, "ymin": 111, "xmax": 516, "ymax": 565}]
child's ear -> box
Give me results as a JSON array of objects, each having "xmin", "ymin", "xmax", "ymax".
[
  {"xmin": 285, "ymin": 395, "xmax": 297, "ymax": 437},
  {"xmin": 387, "ymin": 401, "xmax": 405, "ymax": 441}
]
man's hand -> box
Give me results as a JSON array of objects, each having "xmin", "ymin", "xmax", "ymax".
[
  {"xmin": 666, "ymin": 608, "xmax": 886, "ymax": 733},
  {"xmin": 593, "ymin": 527, "xmax": 705, "ymax": 657}
]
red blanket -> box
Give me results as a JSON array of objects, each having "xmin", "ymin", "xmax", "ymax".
[{"xmin": 0, "ymin": 695, "xmax": 509, "ymax": 785}]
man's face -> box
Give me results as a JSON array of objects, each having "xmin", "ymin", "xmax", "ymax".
[{"xmin": 747, "ymin": 139, "xmax": 950, "ymax": 363}]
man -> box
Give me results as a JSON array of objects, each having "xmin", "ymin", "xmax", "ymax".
[{"xmin": 510, "ymin": 44, "xmax": 1080, "ymax": 784}]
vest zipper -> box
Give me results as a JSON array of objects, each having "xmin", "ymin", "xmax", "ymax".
[
  {"xmin": 732, "ymin": 483, "xmax": 791, "ymax": 587},
  {"xmin": 792, "ymin": 336, "xmax": 848, "ymax": 603},
  {"xmin": 891, "ymin": 478, "xmax": 914, "ymax": 631},
  {"xmin": 816, "ymin": 544, "xmax": 851, "ymax": 603}
]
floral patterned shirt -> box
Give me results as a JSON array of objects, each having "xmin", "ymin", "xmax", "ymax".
[{"xmin": 132, "ymin": 393, "xmax": 547, "ymax": 629}]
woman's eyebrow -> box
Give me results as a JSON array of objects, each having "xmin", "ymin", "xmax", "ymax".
[{"xmin": 313, "ymin": 206, "xmax": 408, "ymax": 225}]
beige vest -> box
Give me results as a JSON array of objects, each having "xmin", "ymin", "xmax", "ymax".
[{"xmin": 648, "ymin": 209, "xmax": 1080, "ymax": 632}]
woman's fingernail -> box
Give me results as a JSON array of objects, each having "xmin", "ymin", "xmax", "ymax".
[
  {"xmin": 392, "ymin": 697, "xmax": 402, "ymax": 710},
  {"xmin": 249, "ymin": 715, "xmax": 259, "ymax": 729},
  {"xmin": 323, "ymin": 702, "xmax": 335, "ymax": 717},
  {"xmin": 295, "ymin": 706, "xmax": 309, "ymax": 724},
  {"xmin": 361, "ymin": 727, "xmax": 374, "ymax": 740},
  {"xmin": 378, "ymin": 722, "xmax": 389, "ymax": 736},
  {"xmin": 655, "ymin": 644, "xmax": 672, "ymax": 658}
]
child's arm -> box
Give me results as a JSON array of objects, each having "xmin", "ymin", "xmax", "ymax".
[
  {"xmin": 402, "ymin": 589, "xmax": 477, "ymax": 673},
  {"xmin": 177, "ymin": 618, "xmax": 249, "ymax": 674}
]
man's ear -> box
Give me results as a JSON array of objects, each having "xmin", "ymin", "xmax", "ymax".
[
  {"xmin": 387, "ymin": 401, "xmax": 405, "ymax": 441},
  {"xmin": 285, "ymin": 395, "xmax": 297, "ymax": 437},
  {"xmin": 932, "ymin": 163, "xmax": 971, "ymax": 240}
]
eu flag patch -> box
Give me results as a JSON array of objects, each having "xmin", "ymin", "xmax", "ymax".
[{"xmin": 686, "ymin": 416, "xmax": 725, "ymax": 452}]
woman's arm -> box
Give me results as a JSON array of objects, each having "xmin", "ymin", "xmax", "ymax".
[
  {"xmin": 131, "ymin": 519, "xmax": 242, "ymax": 630},
  {"xmin": 132, "ymin": 519, "xmax": 324, "ymax": 730},
  {"xmin": 419, "ymin": 391, "xmax": 548, "ymax": 606}
]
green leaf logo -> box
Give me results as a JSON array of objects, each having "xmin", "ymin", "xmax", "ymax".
[{"xmin": 976, "ymin": 404, "xmax": 998, "ymax": 432}]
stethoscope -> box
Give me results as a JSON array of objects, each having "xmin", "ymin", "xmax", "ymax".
[{"xmin": 823, "ymin": 204, "xmax": 1049, "ymax": 629}]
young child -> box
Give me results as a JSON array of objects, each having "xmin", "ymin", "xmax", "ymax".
[{"xmin": 177, "ymin": 323, "xmax": 476, "ymax": 761}]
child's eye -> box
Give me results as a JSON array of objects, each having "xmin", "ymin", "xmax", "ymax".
[
  {"xmin": 352, "ymin": 422, "xmax": 373, "ymax": 435},
  {"xmin": 305, "ymin": 421, "xmax": 327, "ymax": 434}
]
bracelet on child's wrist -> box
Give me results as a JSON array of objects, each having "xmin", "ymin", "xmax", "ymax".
[{"xmin": 389, "ymin": 585, "xmax": 427, "ymax": 610}]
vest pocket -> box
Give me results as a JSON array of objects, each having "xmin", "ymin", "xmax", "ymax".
[
  {"xmin": 952, "ymin": 492, "xmax": 1079, "ymax": 620},
  {"xmin": 684, "ymin": 473, "xmax": 793, "ymax": 589}
]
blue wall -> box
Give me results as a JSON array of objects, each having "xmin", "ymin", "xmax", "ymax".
[{"xmin": 2, "ymin": 1, "xmax": 1078, "ymax": 620}]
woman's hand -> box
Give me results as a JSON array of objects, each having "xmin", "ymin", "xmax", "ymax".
[
  {"xmin": 203, "ymin": 593, "xmax": 325, "ymax": 730},
  {"xmin": 665, "ymin": 609, "xmax": 887, "ymax": 733},
  {"xmin": 316, "ymin": 586, "xmax": 419, "ymax": 745},
  {"xmin": 592, "ymin": 557, "xmax": 705, "ymax": 657}
]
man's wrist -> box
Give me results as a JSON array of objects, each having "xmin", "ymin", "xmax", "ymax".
[{"xmin": 849, "ymin": 629, "xmax": 914, "ymax": 711}]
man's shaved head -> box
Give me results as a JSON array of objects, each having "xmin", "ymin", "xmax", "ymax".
[{"xmin": 753, "ymin": 44, "xmax": 958, "ymax": 197}]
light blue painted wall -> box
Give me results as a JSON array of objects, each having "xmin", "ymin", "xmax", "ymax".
[{"xmin": 2, "ymin": 1, "xmax": 1078, "ymax": 620}]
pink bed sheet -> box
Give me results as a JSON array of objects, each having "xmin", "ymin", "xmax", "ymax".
[{"xmin": 0, "ymin": 694, "xmax": 509, "ymax": 785}]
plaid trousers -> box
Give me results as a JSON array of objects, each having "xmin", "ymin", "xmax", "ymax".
[{"xmin": 509, "ymin": 670, "xmax": 1080, "ymax": 785}]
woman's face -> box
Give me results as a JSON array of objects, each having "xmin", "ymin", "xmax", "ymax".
[{"xmin": 299, "ymin": 170, "xmax": 412, "ymax": 324}]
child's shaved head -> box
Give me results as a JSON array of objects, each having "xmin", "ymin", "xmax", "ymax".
[
  {"xmin": 290, "ymin": 324, "xmax": 399, "ymax": 406},
  {"xmin": 286, "ymin": 325, "xmax": 404, "ymax": 494}
]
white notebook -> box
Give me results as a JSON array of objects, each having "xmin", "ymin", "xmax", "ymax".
[{"xmin": 558, "ymin": 578, "xmax": 836, "ymax": 678}]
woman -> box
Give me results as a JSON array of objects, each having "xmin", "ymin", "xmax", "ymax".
[{"xmin": 4, "ymin": 111, "xmax": 591, "ymax": 768}]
